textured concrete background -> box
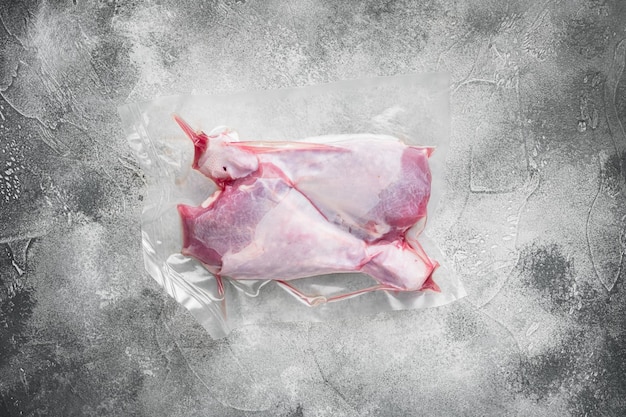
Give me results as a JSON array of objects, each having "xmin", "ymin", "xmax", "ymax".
[{"xmin": 1, "ymin": 0, "xmax": 625, "ymax": 416}]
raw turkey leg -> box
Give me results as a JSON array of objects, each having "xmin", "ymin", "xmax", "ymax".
[
  {"xmin": 177, "ymin": 165, "xmax": 437, "ymax": 301},
  {"xmin": 173, "ymin": 116, "xmax": 433, "ymax": 243}
]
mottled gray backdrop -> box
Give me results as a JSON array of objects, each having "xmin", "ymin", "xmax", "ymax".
[{"xmin": 1, "ymin": 0, "xmax": 625, "ymax": 416}]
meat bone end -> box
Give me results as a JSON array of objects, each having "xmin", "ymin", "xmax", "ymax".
[{"xmin": 173, "ymin": 114, "xmax": 259, "ymax": 184}]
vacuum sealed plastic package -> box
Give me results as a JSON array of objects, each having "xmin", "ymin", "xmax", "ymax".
[{"xmin": 119, "ymin": 74, "xmax": 465, "ymax": 338}]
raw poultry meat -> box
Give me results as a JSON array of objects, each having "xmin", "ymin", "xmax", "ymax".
[
  {"xmin": 174, "ymin": 116, "xmax": 439, "ymax": 302},
  {"xmin": 175, "ymin": 117, "xmax": 434, "ymax": 242},
  {"xmin": 238, "ymin": 137, "xmax": 433, "ymax": 244}
]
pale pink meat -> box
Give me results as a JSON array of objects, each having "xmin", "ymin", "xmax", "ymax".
[
  {"xmin": 174, "ymin": 116, "xmax": 440, "ymax": 298},
  {"xmin": 174, "ymin": 117, "xmax": 433, "ymax": 243},
  {"xmin": 178, "ymin": 164, "xmax": 435, "ymax": 292},
  {"xmin": 247, "ymin": 139, "xmax": 433, "ymax": 243}
]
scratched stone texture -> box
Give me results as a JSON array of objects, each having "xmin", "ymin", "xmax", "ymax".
[{"xmin": 1, "ymin": 0, "xmax": 625, "ymax": 416}]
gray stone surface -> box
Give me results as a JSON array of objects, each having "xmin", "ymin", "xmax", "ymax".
[{"xmin": 1, "ymin": 0, "xmax": 625, "ymax": 416}]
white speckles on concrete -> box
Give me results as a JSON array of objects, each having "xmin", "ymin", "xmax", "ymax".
[{"xmin": 1, "ymin": 0, "xmax": 626, "ymax": 416}]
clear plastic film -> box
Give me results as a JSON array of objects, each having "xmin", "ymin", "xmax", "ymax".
[{"xmin": 119, "ymin": 74, "xmax": 465, "ymax": 338}]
